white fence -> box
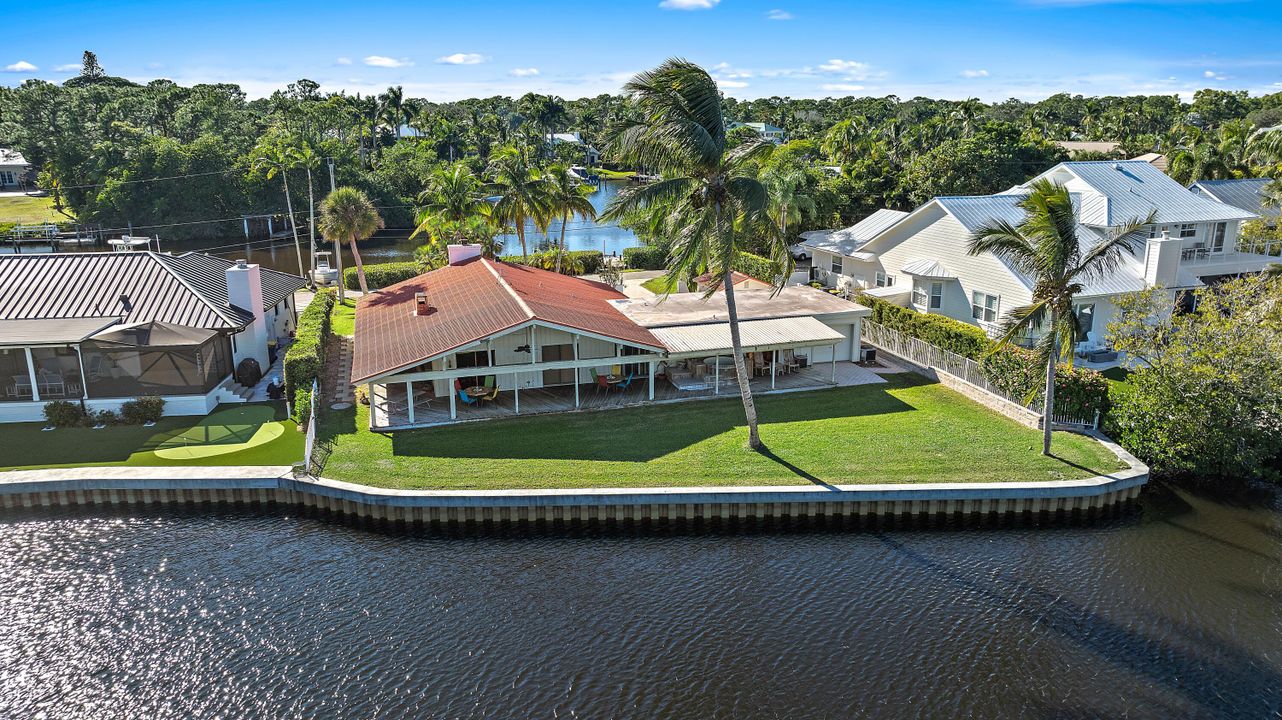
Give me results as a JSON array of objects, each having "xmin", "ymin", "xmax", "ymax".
[
  {"xmin": 861, "ymin": 320, "xmax": 1101, "ymax": 430},
  {"xmin": 302, "ymin": 378, "xmax": 319, "ymax": 475}
]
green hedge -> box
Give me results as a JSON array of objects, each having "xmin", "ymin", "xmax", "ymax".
[
  {"xmin": 732, "ymin": 251, "xmax": 781, "ymax": 284},
  {"xmin": 284, "ymin": 288, "xmax": 335, "ymax": 421},
  {"xmin": 857, "ymin": 292, "xmax": 991, "ymax": 359},
  {"xmin": 344, "ymin": 262, "xmax": 422, "ymax": 290},
  {"xmin": 501, "ymin": 249, "xmax": 604, "ymax": 275},
  {"xmin": 623, "ymin": 245, "xmax": 666, "ymax": 270}
]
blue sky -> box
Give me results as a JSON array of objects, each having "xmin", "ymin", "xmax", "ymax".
[{"xmin": 4, "ymin": 0, "xmax": 1281, "ymax": 101}]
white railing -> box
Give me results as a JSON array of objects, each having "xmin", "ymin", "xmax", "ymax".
[
  {"xmin": 862, "ymin": 320, "xmax": 1102, "ymax": 430},
  {"xmin": 302, "ymin": 378, "xmax": 318, "ymax": 475},
  {"xmin": 1237, "ymin": 238, "xmax": 1282, "ymax": 257}
]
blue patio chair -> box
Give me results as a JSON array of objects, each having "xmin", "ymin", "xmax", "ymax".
[
  {"xmin": 614, "ymin": 372, "xmax": 635, "ymax": 392},
  {"xmin": 454, "ymin": 378, "xmax": 478, "ymax": 406}
]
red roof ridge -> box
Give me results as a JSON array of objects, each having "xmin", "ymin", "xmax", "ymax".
[{"xmin": 482, "ymin": 257, "xmax": 536, "ymax": 321}]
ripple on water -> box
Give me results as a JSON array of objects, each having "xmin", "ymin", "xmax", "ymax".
[{"xmin": 0, "ymin": 485, "xmax": 1279, "ymax": 720}]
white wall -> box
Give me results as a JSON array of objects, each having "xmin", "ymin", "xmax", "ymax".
[{"xmin": 0, "ymin": 388, "xmax": 221, "ymax": 424}]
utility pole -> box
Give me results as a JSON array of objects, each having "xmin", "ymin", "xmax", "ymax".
[
  {"xmin": 306, "ymin": 165, "xmax": 317, "ymax": 280},
  {"xmin": 327, "ymin": 158, "xmax": 345, "ymax": 304}
]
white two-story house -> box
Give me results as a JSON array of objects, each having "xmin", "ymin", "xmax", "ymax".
[{"xmin": 814, "ymin": 160, "xmax": 1265, "ymax": 345}]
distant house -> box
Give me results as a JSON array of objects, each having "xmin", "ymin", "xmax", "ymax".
[
  {"xmin": 1131, "ymin": 152, "xmax": 1168, "ymax": 173},
  {"xmin": 547, "ymin": 132, "xmax": 600, "ymax": 165},
  {"xmin": 0, "ymin": 148, "xmax": 32, "ymax": 190},
  {"xmin": 1054, "ymin": 140, "xmax": 1122, "ymax": 158},
  {"xmin": 692, "ymin": 270, "xmax": 773, "ymax": 293},
  {"xmin": 1189, "ymin": 178, "xmax": 1279, "ymax": 222},
  {"xmin": 728, "ymin": 122, "xmax": 786, "ymax": 143},
  {"xmin": 0, "ymin": 251, "xmax": 307, "ymax": 423},
  {"xmin": 813, "ymin": 161, "xmax": 1269, "ymax": 360}
]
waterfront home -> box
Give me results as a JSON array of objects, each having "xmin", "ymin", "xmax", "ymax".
[
  {"xmin": 0, "ymin": 251, "xmax": 307, "ymax": 422},
  {"xmin": 1189, "ymin": 177, "xmax": 1280, "ymax": 222},
  {"xmin": 0, "ymin": 148, "xmax": 32, "ymax": 190},
  {"xmin": 350, "ymin": 244, "xmax": 873, "ymax": 429},
  {"xmin": 810, "ymin": 160, "xmax": 1267, "ymax": 358},
  {"xmin": 727, "ymin": 121, "xmax": 785, "ymax": 143},
  {"xmin": 548, "ymin": 132, "xmax": 600, "ymax": 165}
]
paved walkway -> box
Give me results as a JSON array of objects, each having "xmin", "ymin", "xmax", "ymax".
[{"xmin": 324, "ymin": 335, "xmax": 356, "ymax": 405}]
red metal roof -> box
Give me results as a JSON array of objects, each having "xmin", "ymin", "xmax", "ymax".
[{"xmin": 351, "ymin": 258, "xmax": 663, "ymax": 383}]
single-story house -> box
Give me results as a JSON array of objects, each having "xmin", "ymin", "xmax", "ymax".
[
  {"xmin": 351, "ymin": 245, "xmax": 874, "ymax": 429},
  {"xmin": 0, "ymin": 148, "xmax": 32, "ymax": 190},
  {"xmin": 0, "ymin": 251, "xmax": 307, "ymax": 423},
  {"xmin": 1189, "ymin": 178, "xmax": 1279, "ymax": 222}
]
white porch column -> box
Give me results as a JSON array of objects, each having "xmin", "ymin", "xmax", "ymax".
[
  {"xmin": 648, "ymin": 360, "xmax": 655, "ymax": 400},
  {"xmin": 406, "ymin": 381, "xmax": 415, "ymax": 424},
  {"xmin": 515, "ymin": 385, "xmax": 520, "ymax": 414},
  {"xmin": 573, "ymin": 334, "xmax": 580, "ymax": 408},
  {"xmin": 449, "ymin": 384, "xmax": 457, "ymax": 419},
  {"xmin": 25, "ymin": 347, "xmax": 39, "ymax": 402},
  {"xmin": 367, "ymin": 383, "xmax": 376, "ymax": 426},
  {"xmin": 267, "ymin": 217, "xmax": 273, "ymax": 236},
  {"xmin": 242, "ymin": 217, "xmax": 249, "ymax": 239},
  {"xmin": 831, "ymin": 344, "xmax": 838, "ymax": 383},
  {"xmin": 714, "ymin": 357, "xmax": 720, "ymax": 395},
  {"xmin": 73, "ymin": 345, "xmax": 89, "ymax": 400},
  {"xmin": 771, "ymin": 353, "xmax": 776, "ymax": 389}
]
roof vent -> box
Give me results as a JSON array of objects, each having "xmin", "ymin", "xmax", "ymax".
[
  {"xmin": 414, "ymin": 291, "xmax": 432, "ymax": 316},
  {"xmin": 236, "ymin": 258, "xmax": 248, "ymax": 269},
  {"xmin": 1113, "ymin": 163, "xmax": 1123, "ymax": 171}
]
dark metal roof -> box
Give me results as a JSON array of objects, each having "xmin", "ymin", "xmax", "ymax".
[
  {"xmin": 0, "ymin": 251, "xmax": 307, "ymax": 331},
  {"xmin": 87, "ymin": 320, "xmax": 219, "ymax": 348},
  {"xmin": 0, "ymin": 317, "xmax": 120, "ymax": 346}
]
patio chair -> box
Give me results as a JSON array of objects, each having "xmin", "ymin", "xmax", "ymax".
[
  {"xmin": 482, "ymin": 377, "xmax": 500, "ymax": 403},
  {"xmin": 595, "ymin": 374, "xmax": 610, "ymax": 395},
  {"xmin": 454, "ymin": 378, "xmax": 478, "ymax": 406},
  {"xmin": 613, "ymin": 372, "xmax": 635, "ymax": 392}
]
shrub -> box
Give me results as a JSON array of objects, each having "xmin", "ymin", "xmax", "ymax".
[
  {"xmin": 285, "ymin": 288, "xmax": 335, "ymax": 421},
  {"xmin": 120, "ymin": 396, "xmax": 165, "ymax": 424},
  {"xmin": 732, "ymin": 251, "xmax": 781, "ymax": 284},
  {"xmin": 43, "ymin": 400, "xmax": 87, "ymax": 428},
  {"xmin": 980, "ymin": 346, "xmax": 1111, "ymax": 419},
  {"xmin": 857, "ymin": 292, "xmax": 991, "ymax": 359},
  {"xmin": 501, "ymin": 249, "xmax": 604, "ymax": 275},
  {"xmin": 294, "ymin": 387, "xmax": 313, "ymax": 427},
  {"xmin": 623, "ymin": 245, "xmax": 666, "ymax": 270},
  {"xmin": 92, "ymin": 409, "xmax": 119, "ymax": 427},
  {"xmin": 343, "ymin": 261, "xmax": 422, "ymax": 290}
]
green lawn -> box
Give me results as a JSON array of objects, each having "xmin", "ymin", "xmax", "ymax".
[
  {"xmin": 331, "ymin": 298, "xmax": 357, "ymax": 336},
  {"xmin": 641, "ymin": 275, "xmax": 678, "ymax": 295},
  {"xmin": 0, "ymin": 195, "xmax": 71, "ymax": 225},
  {"xmin": 0, "ymin": 403, "xmax": 304, "ymax": 471},
  {"xmin": 595, "ymin": 168, "xmax": 636, "ymax": 180},
  {"xmin": 1101, "ymin": 366, "xmax": 1132, "ymax": 385},
  {"xmin": 317, "ymin": 374, "xmax": 1126, "ymax": 490}
]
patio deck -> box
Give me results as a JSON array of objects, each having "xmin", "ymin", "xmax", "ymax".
[{"xmin": 369, "ymin": 361, "xmax": 884, "ymax": 429}]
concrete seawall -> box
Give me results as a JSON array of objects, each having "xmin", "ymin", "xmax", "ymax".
[{"xmin": 0, "ymin": 436, "xmax": 1149, "ymax": 529}]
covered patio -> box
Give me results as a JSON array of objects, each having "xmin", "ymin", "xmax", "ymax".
[{"xmin": 369, "ymin": 360, "xmax": 884, "ymax": 428}]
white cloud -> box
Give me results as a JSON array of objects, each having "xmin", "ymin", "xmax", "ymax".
[
  {"xmin": 766, "ymin": 9, "xmax": 793, "ymax": 19},
  {"xmin": 3, "ymin": 60, "xmax": 38, "ymax": 73},
  {"xmin": 510, "ymin": 67, "xmax": 540, "ymax": 77},
  {"xmin": 821, "ymin": 83, "xmax": 865, "ymax": 93},
  {"xmin": 435, "ymin": 53, "xmax": 487, "ymax": 65},
  {"xmin": 336, "ymin": 57, "xmax": 352, "ymax": 66},
  {"xmin": 659, "ymin": 0, "xmax": 719, "ymax": 9},
  {"xmin": 364, "ymin": 55, "xmax": 414, "ymax": 68},
  {"xmin": 960, "ymin": 69, "xmax": 990, "ymax": 78},
  {"xmin": 818, "ymin": 59, "xmax": 873, "ymax": 79},
  {"xmin": 718, "ymin": 79, "xmax": 749, "ymax": 88},
  {"xmin": 53, "ymin": 63, "xmax": 81, "ymax": 72},
  {"xmin": 1203, "ymin": 69, "xmax": 1228, "ymax": 81}
]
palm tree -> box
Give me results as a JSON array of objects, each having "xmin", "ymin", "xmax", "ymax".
[
  {"xmin": 543, "ymin": 164, "xmax": 597, "ymax": 273},
  {"xmin": 486, "ymin": 147, "xmax": 549, "ymax": 261},
  {"xmin": 411, "ymin": 163, "xmax": 487, "ymax": 246},
  {"xmin": 949, "ymin": 99, "xmax": 983, "ymax": 138},
  {"xmin": 380, "ymin": 85, "xmax": 408, "ymax": 142},
  {"xmin": 318, "ymin": 187, "xmax": 384, "ymax": 300},
  {"xmin": 821, "ymin": 116, "xmax": 869, "ymax": 167},
  {"xmin": 762, "ymin": 165, "xmax": 815, "ymax": 241},
  {"xmin": 1167, "ymin": 125, "xmax": 1231, "ymax": 184},
  {"xmin": 968, "ymin": 179, "xmax": 1152, "ymax": 455},
  {"xmin": 602, "ymin": 59, "xmax": 788, "ymax": 450},
  {"xmin": 251, "ymin": 139, "xmax": 306, "ymax": 278}
]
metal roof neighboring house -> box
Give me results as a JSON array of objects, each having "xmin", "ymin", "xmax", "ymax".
[
  {"xmin": 611, "ymin": 286, "xmax": 867, "ymax": 328},
  {"xmin": 800, "ymin": 209, "xmax": 909, "ymax": 257},
  {"xmin": 1030, "ymin": 160, "xmax": 1257, "ymax": 225},
  {"xmin": 0, "ymin": 251, "xmax": 307, "ymax": 331},
  {"xmin": 1131, "ymin": 152, "xmax": 1168, "ymax": 172},
  {"xmin": 1189, "ymin": 178, "xmax": 1279, "ymax": 218},
  {"xmin": 351, "ymin": 257, "xmax": 664, "ymax": 384}
]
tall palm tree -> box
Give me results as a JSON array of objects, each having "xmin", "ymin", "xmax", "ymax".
[
  {"xmin": 821, "ymin": 116, "xmax": 869, "ymax": 168},
  {"xmin": 762, "ymin": 164, "xmax": 816, "ymax": 240},
  {"xmin": 380, "ymin": 85, "xmax": 408, "ymax": 142},
  {"xmin": 543, "ymin": 164, "xmax": 597, "ymax": 273},
  {"xmin": 251, "ymin": 140, "xmax": 306, "ymax": 278},
  {"xmin": 318, "ymin": 187, "xmax": 384, "ymax": 299},
  {"xmin": 949, "ymin": 98, "xmax": 983, "ymax": 138},
  {"xmin": 602, "ymin": 59, "xmax": 788, "ymax": 450},
  {"xmin": 411, "ymin": 163, "xmax": 487, "ymax": 245},
  {"xmin": 1167, "ymin": 125, "xmax": 1231, "ymax": 184},
  {"xmin": 486, "ymin": 147, "xmax": 549, "ymax": 261},
  {"xmin": 968, "ymin": 179, "xmax": 1151, "ymax": 455}
]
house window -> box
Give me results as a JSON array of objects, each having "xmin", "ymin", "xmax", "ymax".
[
  {"xmin": 971, "ymin": 291, "xmax": 1000, "ymax": 323},
  {"xmin": 454, "ymin": 350, "xmax": 492, "ymax": 368},
  {"xmin": 830, "ymin": 256, "xmax": 843, "ymax": 275},
  {"xmin": 912, "ymin": 279, "xmax": 943, "ymax": 310},
  {"xmin": 1179, "ymin": 223, "xmax": 1197, "ymax": 239},
  {"xmin": 1210, "ymin": 222, "xmax": 1226, "ymax": 253},
  {"xmin": 1074, "ymin": 304, "xmax": 1095, "ymax": 342},
  {"xmin": 0, "ymin": 171, "xmax": 13, "ymax": 185},
  {"xmin": 875, "ymin": 272, "xmax": 894, "ymax": 288}
]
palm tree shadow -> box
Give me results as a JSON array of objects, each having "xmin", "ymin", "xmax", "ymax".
[{"xmin": 754, "ymin": 445, "xmax": 839, "ymax": 490}]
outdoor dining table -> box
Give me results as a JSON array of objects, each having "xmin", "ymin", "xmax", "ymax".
[
  {"xmin": 465, "ymin": 385, "xmax": 488, "ymax": 399},
  {"xmin": 604, "ymin": 374, "xmax": 622, "ymax": 385}
]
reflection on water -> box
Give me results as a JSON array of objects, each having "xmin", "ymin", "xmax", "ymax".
[
  {"xmin": 0, "ymin": 480, "xmax": 1279, "ymax": 719},
  {"xmin": 42, "ymin": 180, "xmax": 640, "ymax": 275}
]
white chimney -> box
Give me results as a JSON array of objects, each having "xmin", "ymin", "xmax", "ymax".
[
  {"xmin": 1143, "ymin": 230, "xmax": 1182, "ymax": 288},
  {"xmin": 225, "ymin": 259, "xmax": 270, "ymax": 372},
  {"xmin": 447, "ymin": 244, "xmax": 483, "ymax": 265}
]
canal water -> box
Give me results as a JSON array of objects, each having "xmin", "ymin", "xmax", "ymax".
[
  {"xmin": 50, "ymin": 179, "xmax": 640, "ymax": 275},
  {"xmin": 0, "ymin": 480, "xmax": 1278, "ymax": 719}
]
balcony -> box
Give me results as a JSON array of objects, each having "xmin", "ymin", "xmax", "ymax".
[{"xmin": 1177, "ymin": 239, "xmax": 1281, "ymax": 276}]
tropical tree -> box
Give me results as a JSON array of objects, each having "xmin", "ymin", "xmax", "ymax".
[
  {"xmin": 968, "ymin": 179, "xmax": 1151, "ymax": 455},
  {"xmin": 411, "ymin": 163, "xmax": 489, "ymax": 255},
  {"xmin": 762, "ymin": 164, "xmax": 816, "ymax": 240},
  {"xmin": 380, "ymin": 85, "xmax": 411, "ymax": 142},
  {"xmin": 250, "ymin": 135, "xmax": 306, "ymax": 277},
  {"xmin": 318, "ymin": 186, "xmax": 384, "ymax": 299},
  {"xmin": 542, "ymin": 164, "xmax": 597, "ymax": 273},
  {"xmin": 602, "ymin": 59, "xmax": 789, "ymax": 450},
  {"xmin": 486, "ymin": 147, "xmax": 549, "ymax": 261}
]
